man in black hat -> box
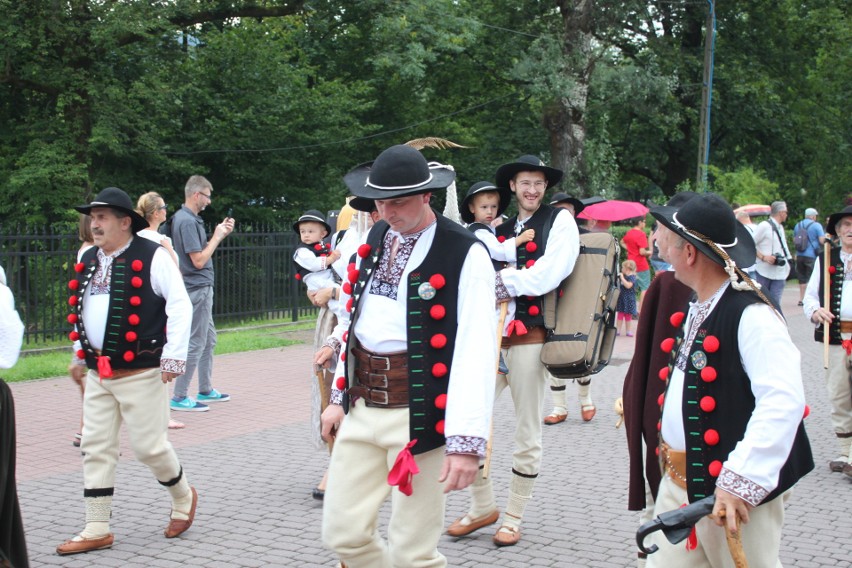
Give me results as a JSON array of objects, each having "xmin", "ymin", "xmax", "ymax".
[
  {"xmin": 802, "ymin": 205, "xmax": 852, "ymax": 479},
  {"xmin": 645, "ymin": 193, "xmax": 813, "ymax": 566},
  {"xmin": 320, "ymin": 145, "xmax": 496, "ymax": 567},
  {"xmin": 57, "ymin": 187, "xmax": 196, "ymax": 555},
  {"xmin": 447, "ymin": 155, "xmax": 580, "ymax": 547}
]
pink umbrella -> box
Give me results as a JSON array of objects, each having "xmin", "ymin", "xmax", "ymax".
[
  {"xmin": 733, "ymin": 204, "xmax": 770, "ymax": 217},
  {"xmin": 577, "ymin": 200, "xmax": 649, "ymax": 222}
]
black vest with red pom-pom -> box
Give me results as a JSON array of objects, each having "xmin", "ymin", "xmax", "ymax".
[
  {"xmin": 659, "ymin": 287, "xmax": 813, "ymax": 504},
  {"xmin": 68, "ymin": 238, "xmax": 167, "ymax": 371},
  {"xmin": 340, "ymin": 213, "xmax": 480, "ymax": 455},
  {"xmin": 495, "ymin": 205, "xmax": 561, "ymax": 328},
  {"xmin": 293, "ymin": 241, "xmax": 333, "ymax": 282},
  {"xmin": 467, "ymin": 222, "xmax": 504, "ymax": 271},
  {"xmin": 814, "ymin": 246, "xmax": 845, "ymax": 345}
]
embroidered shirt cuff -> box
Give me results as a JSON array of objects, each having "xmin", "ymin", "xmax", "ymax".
[
  {"xmin": 330, "ymin": 387, "xmax": 344, "ymax": 406},
  {"xmin": 324, "ymin": 336, "xmax": 341, "ymax": 354},
  {"xmin": 446, "ymin": 436, "xmax": 487, "ymax": 458},
  {"xmin": 495, "ymin": 272, "xmax": 511, "ymax": 303},
  {"xmin": 716, "ymin": 467, "xmax": 770, "ymax": 507},
  {"xmin": 161, "ymin": 358, "xmax": 186, "ymax": 375}
]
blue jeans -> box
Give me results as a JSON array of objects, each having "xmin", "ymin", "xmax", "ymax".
[
  {"xmin": 172, "ymin": 285, "xmax": 217, "ymax": 399},
  {"xmin": 755, "ymin": 274, "xmax": 785, "ymax": 316}
]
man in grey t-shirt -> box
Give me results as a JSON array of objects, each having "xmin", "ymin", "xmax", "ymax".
[{"xmin": 170, "ymin": 175, "xmax": 235, "ymax": 411}]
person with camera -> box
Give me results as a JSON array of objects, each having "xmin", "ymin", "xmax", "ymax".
[{"xmin": 754, "ymin": 201, "xmax": 792, "ymax": 314}]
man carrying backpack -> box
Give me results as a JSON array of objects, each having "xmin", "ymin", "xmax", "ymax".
[{"xmin": 793, "ymin": 207, "xmax": 825, "ymax": 306}]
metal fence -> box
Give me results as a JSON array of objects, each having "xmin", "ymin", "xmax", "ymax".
[{"xmin": 0, "ymin": 224, "xmax": 316, "ymax": 344}]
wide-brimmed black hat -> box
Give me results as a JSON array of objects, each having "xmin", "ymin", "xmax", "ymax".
[
  {"xmin": 495, "ymin": 154, "xmax": 563, "ymax": 190},
  {"xmin": 549, "ymin": 192, "xmax": 585, "ymax": 215},
  {"xmin": 74, "ymin": 187, "xmax": 149, "ymax": 233},
  {"xmin": 460, "ymin": 181, "xmax": 511, "ymax": 224},
  {"xmin": 292, "ymin": 209, "xmax": 331, "ymax": 236},
  {"xmin": 343, "ymin": 145, "xmax": 456, "ymax": 200},
  {"xmin": 349, "ymin": 196, "xmax": 377, "ymax": 213},
  {"xmin": 826, "ymin": 205, "xmax": 852, "ymax": 236},
  {"xmin": 651, "ymin": 193, "xmax": 755, "ymax": 269}
]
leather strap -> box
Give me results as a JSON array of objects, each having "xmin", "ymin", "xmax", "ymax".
[
  {"xmin": 502, "ymin": 325, "xmax": 547, "ymax": 347},
  {"xmin": 352, "ymin": 345, "xmax": 408, "ymax": 372},
  {"xmin": 348, "ymin": 385, "xmax": 409, "ymax": 408},
  {"xmin": 840, "ymin": 321, "xmax": 852, "ymax": 334},
  {"xmin": 660, "ymin": 441, "xmax": 688, "ymax": 490},
  {"xmin": 354, "ymin": 367, "xmax": 409, "ymax": 387},
  {"xmin": 351, "ymin": 344, "xmax": 409, "ymax": 407}
]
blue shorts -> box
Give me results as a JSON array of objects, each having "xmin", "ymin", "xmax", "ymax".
[{"xmin": 635, "ymin": 270, "xmax": 651, "ymax": 292}]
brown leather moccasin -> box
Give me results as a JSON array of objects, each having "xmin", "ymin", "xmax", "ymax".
[
  {"xmin": 446, "ymin": 509, "xmax": 499, "ymax": 537},
  {"xmin": 829, "ymin": 459, "xmax": 846, "ymax": 473},
  {"xmin": 164, "ymin": 486, "xmax": 197, "ymax": 538},
  {"xmin": 492, "ymin": 525, "xmax": 521, "ymax": 547},
  {"xmin": 581, "ymin": 404, "xmax": 597, "ymax": 422},
  {"xmin": 543, "ymin": 413, "xmax": 567, "ymax": 425},
  {"xmin": 56, "ymin": 533, "xmax": 114, "ymax": 555}
]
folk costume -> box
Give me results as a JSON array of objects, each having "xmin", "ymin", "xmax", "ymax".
[
  {"xmin": 293, "ymin": 210, "xmax": 347, "ymax": 326},
  {"xmin": 449, "ymin": 155, "xmax": 580, "ymax": 546},
  {"xmin": 321, "ymin": 145, "xmax": 496, "ymax": 568},
  {"xmin": 57, "ymin": 188, "xmax": 195, "ymax": 555},
  {"xmin": 646, "ymin": 194, "xmax": 813, "ymax": 567},
  {"xmin": 802, "ymin": 205, "xmax": 852, "ymax": 478}
]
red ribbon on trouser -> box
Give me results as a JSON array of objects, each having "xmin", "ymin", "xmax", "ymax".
[
  {"xmin": 97, "ymin": 355, "xmax": 113, "ymax": 380},
  {"xmin": 505, "ymin": 319, "xmax": 528, "ymax": 337},
  {"xmin": 842, "ymin": 339, "xmax": 852, "ymax": 356},
  {"xmin": 387, "ymin": 440, "xmax": 419, "ymax": 496},
  {"xmin": 679, "ymin": 503, "xmax": 698, "ymax": 551}
]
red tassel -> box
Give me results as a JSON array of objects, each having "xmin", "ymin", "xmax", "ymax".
[
  {"xmin": 97, "ymin": 356, "xmax": 113, "ymax": 379},
  {"xmin": 387, "ymin": 440, "xmax": 419, "ymax": 496},
  {"xmin": 842, "ymin": 339, "xmax": 852, "ymax": 356},
  {"xmin": 506, "ymin": 320, "xmax": 529, "ymax": 337},
  {"xmin": 678, "ymin": 503, "xmax": 698, "ymax": 551}
]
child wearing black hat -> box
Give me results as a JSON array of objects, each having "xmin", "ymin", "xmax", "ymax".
[{"xmin": 293, "ymin": 210, "xmax": 345, "ymax": 319}]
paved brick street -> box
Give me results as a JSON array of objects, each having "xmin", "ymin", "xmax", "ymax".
[{"xmin": 8, "ymin": 285, "xmax": 851, "ymax": 567}]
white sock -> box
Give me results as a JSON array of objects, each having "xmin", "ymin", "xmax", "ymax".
[
  {"xmin": 468, "ymin": 467, "xmax": 497, "ymax": 519},
  {"xmin": 577, "ymin": 380, "xmax": 592, "ymax": 407},
  {"xmin": 80, "ymin": 496, "xmax": 111, "ymax": 539},
  {"xmin": 503, "ymin": 472, "xmax": 536, "ymax": 529},
  {"xmin": 550, "ymin": 385, "xmax": 567, "ymax": 415},
  {"xmin": 165, "ymin": 473, "xmax": 193, "ymax": 520}
]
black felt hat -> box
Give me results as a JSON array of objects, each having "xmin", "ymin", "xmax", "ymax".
[
  {"xmin": 495, "ymin": 154, "xmax": 563, "ymax": 190},
  {"xmin": 343, "ymin": 145, "xmax": 455, "ymax": 200},
  {"xmin": 826, "ymin": 205, "xmax": 852, "ymax": 237},
  {"xmin": 292, "ymin": 210, "xmax": 331, "ymax": 236},
  {"xmin": 460, "ymin": 181, "xmax": 511, "ymax": 224},
  {"xmin": 549, "ymin": 192, "xmax": 585, "ymax": 215},
  {"xmin": 74, "ymin": 187, "xmax": 149, "ymax": 233},
  {"xmin": 651, "ymin": 193, "xmax": 756, "ymax": 269}
]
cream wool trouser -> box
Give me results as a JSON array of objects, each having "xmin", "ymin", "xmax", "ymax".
[
  {"xmin": 646, "ymin": 475, "xmax": 785, "ymax": 568},
  {"xmin": 81, "ymin": 368, "xmax": 182, "ymax": 491},
  {"xmin": 322, "ymin": 399, "xmax": 447, "ymax": 568},
  {"xmin": 825, "ymin": 344, "xmax": 852, "ymax": 444}
]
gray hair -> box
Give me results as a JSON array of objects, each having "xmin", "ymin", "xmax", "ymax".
[
  {"xmin": 184, "ymin": 175, "xmax": 212, "ymax": 199},
  {"xmin": 770, "ymin": 201, "xmax": 787, "ymax": 215}
]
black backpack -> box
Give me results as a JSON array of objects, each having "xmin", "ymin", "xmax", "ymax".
[{"xmin": 793, "ymin": 220, "xmax": 812, "ymax": 253}]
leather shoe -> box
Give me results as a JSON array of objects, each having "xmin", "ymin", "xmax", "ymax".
[
  {"xmin": 446, "ymin": 509, "xmax": 499, "ymax": 537},
  {"xmin": 164, "ymin": 486, "xmax": 197, "ymax": 538},
  {"xmin": 56, "ymin": 533, "xmax": 114, "ymax": 555},
  {"xmin": 829, "ymin": 459, "xmax": 846, "ymax": 473},
  {"xmin": 312, "ymin": 487, "xmax": 325, "ymax": 500},
  {"xmin": 543, "ymin": 413, "xmax": 567, "ymax": 425},
  {"xmin": 843, "ymin": 463, "xmax": 852, "ymax": 479},
  {"xmin": 581, "ymin": 404, "xmax": 597, "ymax": 422},
  {"xmin": 492, "ymin": 525, "xmax": 521, "ymax": 547}
]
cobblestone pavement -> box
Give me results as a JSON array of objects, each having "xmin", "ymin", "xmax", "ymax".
[{"xmin": 8, "ymin": 286, "xmax": 851, "ymax": 567}]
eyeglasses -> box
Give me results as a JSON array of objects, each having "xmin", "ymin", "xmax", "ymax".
[
  {"xmin": 158, "ymin": 204, "xmax": 168, "ymax": 211},
  {"xmin": 516, "ymin": 180, "xmax": 547, "ymax": 190},
  {"xmin": 197, "ymin": 192, "xmax": 212, "ymax": 201}
]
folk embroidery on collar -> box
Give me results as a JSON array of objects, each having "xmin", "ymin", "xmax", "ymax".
[{"xmin": 370, "ymin": 222, "xmax": 434, "ymax": 300}]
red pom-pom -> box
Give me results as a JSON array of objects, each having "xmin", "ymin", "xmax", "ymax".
[
  {"xmin": 342, "ymin": 282, "xmax": 352, "ymax": 295},
  {"xmin": 340, "ymin": 352, "xmax": 346, "ymax": 362},
  {"xmin": 336, "ymin": 377, "xmax": 346, "ymax": 390},
  {"xmin": 342, "ymin": 331, "xmax": 349, "ymax": 343},
  {"xmin": 657, "ymin": 393, "xmax": 665, "ymax": 406},
  {"xmin": 125, "ymin": 331, "xmax": 137, "ymax": 342},
  {"xmin": 432, "ymin": 362, "xmax": 448, "ymax": 378},
  {"xmin": 525, "ymin": 242, "xmax": 537, "ymax": 253},
  {"xmin": 700, "ymin": 366, "xmax": 717, "ymax": 382},
  {"xmin": 435, "ymin": 420, "xmax": 445, "ymax": 435},
  {"xmin": 131, "ymin": 259, "xmax": 143, "ymax": 271},
  {"xmin": 700, "ymin": 396, "xmax": 716, "ymax": 412},
  {"xmin": 67, "ymin": 313, "xmax": 78, "ymax": 324},
  {"xmin": 348, "ymin": 269, "xmax": 359, "ymax": 284},
  {"xmin": 346, "ymin": 298, "xmax": 353, "ymax": 313},
  {"xmin": 429, "ymin": 274, "xmax": 446, "ymax": 290},
  {"xmin": 347, "ymin": 262, "xmax": 356, "ymax": 272},
  {"xmin": 76, "ymin": 349, "xmax": 85, "ymax": 359},
  {"xmin": 68, "ymin": 295, "xmax": 78, "ymax": 306},
  {"xmin": 131, "ymin": 276, "xmax": 143, "ymax": 288},
  {"xmin": 655, "ymin": 446, "xmax": 660, "ymax": 457},
  {"xmin": 803, "ymin": 405, "xmax": 810, "ymax": 419},
  {"xmin": 703, "ymin": 335, "xmax": 720, "ymax": 353},
  {"xmin": 434, "ymin": 394, "xmax": 447, "ymax": 409},
  {"xmin": 123, "ymin": 351, "xmax": 135, "ymax": 362},
  {"xmin": 357, "ymin": 244, "xmax": 372, "ymax": 258},
  {"xmin": 703, "ymin": 429, "xmax": 720, "ymax": 446},
  {"xmin": 660, "ymin": 337, "xmax": 675, "ymax": 353},
  {"xmin": 128, "ymin": 314, "xmax": 140, "ymax": 326},
  {"xmin": 68, "ymin": 279, "xmax": 79, "ymax": 291},
  {"xmin": 670, "ymin": 311, "xmax": 685, "ymax": 327},
  {"xmin": 74, "ymin": 262, "xmax": 86, "ymax": 273},
  {"xmin": 658, "ymin": 367, "xmax": 669, "ymax": 381},
  {"xmin": 430, "ymin": 304, "xmax": 446, "ymax": 320},
  {"xmin": 528, "ymin": 305, "xmax": 540, "ymax": 316},
  {"xmin": 708, "ymin": 460, "xmax": 723, "ymax": 477},
  {"xmin": 314, "ymin": 243, "xmax": 322, "ymax": 251},
  {"xmin": 656, "ymin": 420, "xmax": 662, "ymax": 432},
  {"xmin": 295, "ymin": 273, "xmax": 302, "ymax": 281},
  {"xmin": 525, "ymin": 259, "xmax": 536, "ymax": 268},
  {"xmin": 497, "ymin": 235, "xmax": 506, "ymax": 243},
  {"xmin": 829, "ymin": 265, "xmax": 837, "ymax": 274},
  {"xmin": 69, "ymin": 331, "xmax": 79, "ymax": 342},
  {"xmin": 130, "ymin": 296, "xmax": 141, "ymax": 306},
  {"xmin": 430, "ymin": 334, "xmax": 447, "ymax": 349}
]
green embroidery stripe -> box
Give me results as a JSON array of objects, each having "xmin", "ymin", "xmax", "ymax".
[
  {"xmin": 410, "ymin": 326, "xmax": 422, "ymax": 330},
  {"xmin": 413, "ymin": 427, "xmax": 425, "ymax": 431},
  {"xmin": 412, "ymin": 398, "xmax": 425, "ymax": 402},
  {"xmin": 413, "ymin": 413, "xmax": 425, "ymax": 417},
  {"xmin": 411, "ymin": 354, "xmax": 423, "ymax": 359},
  {"xmin": 411, "ymin": 369, "xmax": 423, "ymax": 373},
  {"xmin": 411, "ymin": 384, "xmax": 423, "ymax": 388}
]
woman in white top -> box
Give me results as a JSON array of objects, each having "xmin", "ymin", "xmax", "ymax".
[{"xmin": 136, "ymin": 192, "xmax": 184, "ymax": 430}]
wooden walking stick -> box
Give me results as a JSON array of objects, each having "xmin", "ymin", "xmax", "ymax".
[
  {"xmin": 824, "ymin": 239, "xmax": 831, "ymax": 369},
  {"xmin": 316, "ymin": 364, "xmax": 334, "ymax": 454},
  {"xmin": 482, "ymin": 301, "xmax": 509, "ymax": 479},
  {"xmin": 718, "ymin": 511, "xmax": 748, "ymax": 568}
]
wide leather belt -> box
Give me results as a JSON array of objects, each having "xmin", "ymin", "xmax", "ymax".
[
  {"xmin": 840, "ymin": 320, "xmax": 852, "ymax": 333},
  {"xmin": 351, "ymin": 345, "xmax": 409, "ymax": 408},
  {"xmin": 92, "ymin": 367, "xmax": 157, "ymax": 380},
  {"xmin": 502, "ymin": 325, "xmax": 547, "ymax": 347},
  {"xmin": 660, "ymin": 441, "xmax": 688, "ymax": 490}
]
